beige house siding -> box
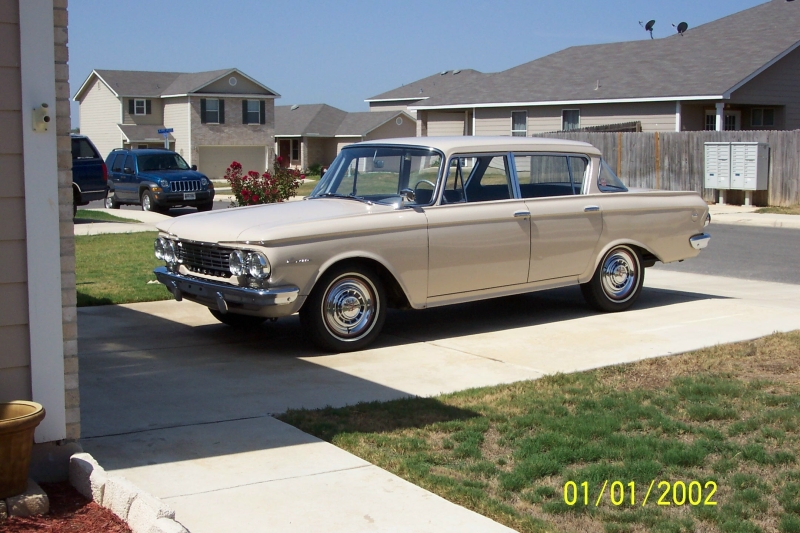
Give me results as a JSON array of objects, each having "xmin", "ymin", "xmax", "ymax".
[
  {"xmin": 304, "ymin": 137, "xmax": 340, "ymax": 169},
  {"xmin": 427, "ymin": 111, "xmax": 465, "ymax": 136},
  {"xmin": 730, "ymin": 46, "xmax": 800, "ymax": 130},
  {"xmin": 0, "ymin": 0, "xmax": 31, "ymax": 403},
  {"xmin": 198, "ymin": 75, "xmax": 271, "ymax": 95},
  {"xmin": 55, "ymin": 0, "xmax": 78, "ymax": 439},
  {"xmin": 163, "ymin": 97, "xmax": 190, "ymax": 160},
  {"xmin": 337, "ymin": 136, "xmax": 361, "ymax": 153},
  {"xmin": 368, "ymin": 101, "xmax": 419, "ymax": 117},
  {"xmin": 364, "ymin": 116, "xmax": 416, "ymax": 141},
  {"xmin": 188, "ymin": 96, "xmax": 274, "ymax": 168},
  {"xmin": 78, "ymin": 76, "xmax": 121, "ymax": 158},
  {"xmin": 122, "ymin": 97, "xmax": 164, "ymax": 126}
]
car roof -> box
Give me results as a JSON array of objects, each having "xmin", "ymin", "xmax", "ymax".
[
  {"xmin": 353, "ymin": 136, "xmax": 602, "ymax": 157},
  {"xmin": 113, "ymin": 148, "xmax": 177, "ymax": 155}
]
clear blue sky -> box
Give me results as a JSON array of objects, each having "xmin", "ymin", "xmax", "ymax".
[{"xmin": 69, "ymin": 0, "xmax": 766, "ymax": 127}]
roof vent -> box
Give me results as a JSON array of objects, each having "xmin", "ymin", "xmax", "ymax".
[
  {"xmin": 290, "ymin": 104, "xmax": 299, "ymax": 110},
  {"xmin": 453, "ymin": 69, "xmax": 461, "ymax": 74},
  {"xmin": 440, "ymin": 71, "xmax": 448, "ymax": 75}
]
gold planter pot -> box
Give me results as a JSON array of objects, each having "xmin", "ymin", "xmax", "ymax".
[{"xmin": 0, "ymin": 401, "xmax": 46, "ymax": 499}]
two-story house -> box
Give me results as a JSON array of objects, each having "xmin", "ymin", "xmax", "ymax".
[{"xmin": 73, "ymin": 68, "xmax": 279, "ymax": 178}]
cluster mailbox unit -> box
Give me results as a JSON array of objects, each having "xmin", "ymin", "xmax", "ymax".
[{"xmin": 704, "ymin": 142, "xmax": 769, "ymax": 205}]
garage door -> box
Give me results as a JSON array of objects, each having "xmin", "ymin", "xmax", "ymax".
[{"xmin": 197, "ymin": 146, "xmax": 266, "ymax": 179}]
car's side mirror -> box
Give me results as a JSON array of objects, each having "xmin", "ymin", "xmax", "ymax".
[
  {"xmin": 399, "ymin": 188, "xmax": 415, "ymax": 207},
  {"xmin": 123, "ymin": 167, "xmax": 133, "ymax": 174},
  {"xmin": 191, "ymin": 165, "xmax": 197, "ymax": 171}
]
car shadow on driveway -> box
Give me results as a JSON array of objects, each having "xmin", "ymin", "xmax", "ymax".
[{"xmin": 78, "ymin": 284, "xmax": 725, "ymax": 468}]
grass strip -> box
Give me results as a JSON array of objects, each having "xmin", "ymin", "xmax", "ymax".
[
  {"xmin": 76, "ymin": 231, "xmax": 172, "ymax": 306},
  {"xmin": 755, "ymin": 205, "xmax": 800, "ymax": 215},
  {"xmin": 280, "ymin": 332, "xmax": 800, "ymax": 533},
  {"xmin": 75, "ymin": 209, "xmax": 141, "ymax": 223}
]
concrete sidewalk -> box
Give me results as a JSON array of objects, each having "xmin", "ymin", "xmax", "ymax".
[
  {"xmin": 78, "ymin": 270, "xmax": 800, "ymax": 533},
  {"xmin": 708, "ymin": 203, "xmax": 800, "ymax": 229},
  {"xmin": 74, "ymin": 209, "xmax": 170, "ymax": 235}
]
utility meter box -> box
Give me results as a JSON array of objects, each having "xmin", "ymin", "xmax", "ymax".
[
  {"xmin": 730, "ymin": 142, "xmax": 769, "ymax": 191},
  {"xmin": 704, "ymin": 142, "xmax": 731, "ymax": 190}
]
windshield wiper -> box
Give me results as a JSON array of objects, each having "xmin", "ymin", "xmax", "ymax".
[{"xmin": 313, "ymin": 193, "xmax": 373, "ymax": 205}]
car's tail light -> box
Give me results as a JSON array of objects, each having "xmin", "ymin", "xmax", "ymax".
[{"xmin": 101, "ymin": 162, "xmax": 108, "ymax": 182}]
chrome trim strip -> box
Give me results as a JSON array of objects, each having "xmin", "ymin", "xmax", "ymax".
[
  {"xmin": 154, "ymin": 267, "xmax": 299, "ymax": 307},
  {"xmin": 690, "ymin": 233, "xmax": 711, "ymax": 250}
]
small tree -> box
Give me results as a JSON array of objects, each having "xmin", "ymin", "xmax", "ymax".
[{"xmin": 224, "ymin": 157, "xmax": 303, "ymax": 207}]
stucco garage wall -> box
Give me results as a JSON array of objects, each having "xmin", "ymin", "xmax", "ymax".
[{"xmin": 198, "ymin": 145, "xmax": 266, "ymax": 178}]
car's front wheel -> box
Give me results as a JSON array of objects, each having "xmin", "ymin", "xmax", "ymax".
[
  {"xmin": 141, "ymin": 190, "xmax": 157, "ymax": 212},
  {"xmin": 197, "ymin": 202, "xmax": 213, "ymax": 212},
  {"xmin": 209, "ymin": 309, "xmax": 267, "ymax": 328},
  {"xmin": 580, "ymin": 245, "xmax": 644, "ymax": 312},
  {"xmin": 300, "ymin": 263, "xmax": 386, "ymax": 352}
]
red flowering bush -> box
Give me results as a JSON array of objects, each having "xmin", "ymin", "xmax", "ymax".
[{"xmin": 224, "ymin": 158, "xmax": 304, "ymax": 206}]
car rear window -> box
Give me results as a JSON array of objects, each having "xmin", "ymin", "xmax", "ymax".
[{"xmin": 71, "ymin": 138, "xmax": 99, "ymax": 160}]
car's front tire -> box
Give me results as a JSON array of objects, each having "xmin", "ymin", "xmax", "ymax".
[
  {"xmin": 580, "ymin": 245, "xmax": 644, "ymax": 312},
  {"xmin": 300, "ymin": 263, "xmax": 386, "ymax": 352},
  {"xmin": 141, "ymin": 190, "xmax": 158, "ymax": 212},
  {"xmin": 197, "ymin": 202, "xmax": 213, "ymax": 212},
  {"xmin": 209, "ymin": 309, "xmax": 267, "ymax": 328}
]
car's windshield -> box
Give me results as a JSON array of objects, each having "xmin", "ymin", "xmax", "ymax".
[
  {"xmin": 310, "ymin": 146, "xmax": 442, "ymax": 206},
  {"xmin": 138, "ymin": 153, "xmax": 191, "ymax": 172}
]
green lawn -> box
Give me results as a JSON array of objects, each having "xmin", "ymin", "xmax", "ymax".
[
  {"xmin": 75, "ymin": 209, "xmax": 140, "ymax": 223},
  {"xmin": 756, "ymin": 205, "xmax": 800, "ymax": 215},
  {"xmin": 76, "ymin": 231, "xmax": 172, "ymax": 306},
  {"xmin": 280, "ymin": 332, "xmax": 800, "ymax": 533}
]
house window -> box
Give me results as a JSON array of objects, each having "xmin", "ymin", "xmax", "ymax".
[
  {"xmin": 291, "ymin": 139, "xmax": 300, "ymax": 161},
  {"xmin": 562, "ymin": 110, "xmax": 580, "ymax": 131},
  {"xmin": 243, "ymin": 100, "xmax": 262, "ymax": 124},
  {"xmin": 751, "ymin": 108, "xmax": 774, "ymax": 127},
  {"xmin": 725, "ymin": 114, "xmax": 738, "ymax": 131},
  {"xmin": 205, "ymin": 99, "xmax": 220, "ymax": 123},
  {"xmin": 129, "ymin": 99, "xmax": 151, "ymax": 116},
  {"xmin": 705, "ymin": 110, "xmax": 716, "ymax": 131},
  {"xmin": 511, "ymin": 111, "xmax": 527, "ymax": 137}
]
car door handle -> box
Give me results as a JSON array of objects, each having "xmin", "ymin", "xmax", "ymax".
[
  {"xmin": 513, "ymin": 210, "xmax": 531, "ymax": 218},
  {"xmin": 584, "ymin": 205, "xmax": 600, "ymax": 212}
]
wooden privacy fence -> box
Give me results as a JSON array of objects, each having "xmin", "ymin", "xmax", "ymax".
[{"xmin": 533, "ymin": 130, "xmax": 800, "ymax": 206}]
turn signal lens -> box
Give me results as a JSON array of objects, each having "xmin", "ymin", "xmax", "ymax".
[
  {"xmin": 246, "ymin": 252, "xmax": 271, "ymax": 280},
  {"xmin": 229, "ymin": 250, "xmax": 246, "ymax": 276}
]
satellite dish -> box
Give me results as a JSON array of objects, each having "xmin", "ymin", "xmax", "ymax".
[
  {"xmin": 639, "ymin": 19, "xmax": 656, "ymax": 39},
  {"xmin": 674, "ymin": 22, "xmax": 689, "ymax": 35}
]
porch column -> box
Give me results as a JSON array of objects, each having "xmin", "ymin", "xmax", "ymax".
[
  {"xmin": 300, "ymin": 136, "xmax": 307, "ymax": 171},
  {"xmin": 675, "ymin": 102, "xmax": 681, "ymax": 132},
  {"xmin": 716, "ymin": 102, "xmax": 725, "ymax": 131}
]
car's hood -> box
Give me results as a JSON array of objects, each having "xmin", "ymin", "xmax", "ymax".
[
  {"xmin": 140, "ymin": 169, "xmax": 207, "ymax": 181},
  {"xmin": 156, "ymin": 198, "xmax": 394, "ymax": 243}
]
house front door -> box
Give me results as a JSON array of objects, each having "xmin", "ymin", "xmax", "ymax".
[{"xmin": 278, "ymin": 140, "xmax": 290, "ymax": 167}]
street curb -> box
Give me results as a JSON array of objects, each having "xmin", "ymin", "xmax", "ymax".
[{"xmin": 69, "ymin": 453, "xmax": 189, "ymax": 533}]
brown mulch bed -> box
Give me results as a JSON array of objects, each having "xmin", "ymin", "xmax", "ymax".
[{"xmin": 2, "ymin": 481, "xmax": 131, "ymax": 533}]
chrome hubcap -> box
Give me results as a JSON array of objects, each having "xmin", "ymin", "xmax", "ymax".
[
  {"xmin": 142, "ymin": 195, "xmax": 151, "ymax": 210},
  {"xmin": 322, "ymin": 275, "xmax": 377, "ymax": 341},
  {"xmin": 600, "ymin": 248, "xmax": 638, "ymax": 302},
  {"xmin": 105, "ymin": 196, "xmax": 113, "ymax": 208}
]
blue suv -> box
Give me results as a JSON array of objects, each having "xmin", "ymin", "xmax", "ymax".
[{"xmin": 104, "ymin": 148, "xmax": 214, "ymax": 212}]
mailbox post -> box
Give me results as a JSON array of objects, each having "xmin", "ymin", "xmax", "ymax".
[{"xmin": 157, "ymin": 127, "xmax": 173, "ymax": 149}]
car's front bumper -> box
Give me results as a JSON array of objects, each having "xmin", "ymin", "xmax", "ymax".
[
  {"xmin": 154, "ymin": 266, "xmax": 301, "ymax": 317},
  {"xmin": 154, "ymin": 190, "xmax": 214, "ymax": 206},
  {"xmin": 690, "ymin": 233, "xmax": 711, "ymax": 250}
]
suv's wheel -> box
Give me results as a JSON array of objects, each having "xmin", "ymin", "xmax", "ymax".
[
  {"xmin": 197, "ymin": 202, "xmax": 213, "ymax": 212},
  {"xmin": 580, "ymin": 245, "xmax": 645, "ymax": 312},
  {"xmin": 141, "ymin": 190, "xmax": 157, "ymax": 212},
  {"xmin": 105, "ymin": 191, "xmax": 120, "ymax": 209},
  {"xmin": 72, "ymin": 189, "xmax": 79, "ymax": 218},
  {"xmin": 300, "ymin": 263, "xmax": 386, "ymax": 352},
  {"xmin": 209, "ymin": 309, "xmax": 267, "ymax": 328}
]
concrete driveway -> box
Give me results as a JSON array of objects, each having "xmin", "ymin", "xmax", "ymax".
[{"xmin": 78, "ymin": 268, "xmax": 800, "ymax": 532}]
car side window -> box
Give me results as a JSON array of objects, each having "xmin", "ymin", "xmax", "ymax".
[
  {"xmin": 569, "ymin": 157, "xmax": 589, "ymax": 194},
  {"xmin": 111, "ymin": 154, "xmax": 125, "ymax": 172},
  {"xmin": 515, "ymin": 154, "xmax": 574, "ymax": 198},
  {"xmin": 598, "ymin": 159, "xmax": 628, "ymax": 192},
  {"xmin": 71, "ymin": 138, "xmax": 98, "ymax": 160},
  {"xmin": 443, "ymin": 155, "xmax": 512, "ymax": 204},
  {"xmin": 123, "ymin": 155, "xmax": 134, "ymax": 173}
]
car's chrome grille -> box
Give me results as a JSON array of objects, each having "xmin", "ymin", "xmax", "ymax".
[
  {"xmin": 171, "ymin": 180, "xmax": 201, "ymax": 192},
  {"xmin": 177, "ymin": 241, "xmax": 232, "ymax": 278}
]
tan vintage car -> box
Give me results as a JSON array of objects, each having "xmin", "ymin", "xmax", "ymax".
[{"xmin": 154, "ymin": 137, "xmax": 710, "ymax": 351}]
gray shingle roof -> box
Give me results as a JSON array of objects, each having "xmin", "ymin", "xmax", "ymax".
[
  {"xmin": 365, "ymin": 69, "xmax": 487, "ymax": 102},
  {"xmin": 77, "ymin": 68, "xmax": 277, "ymax": 100},
  {"xmin": 410, "ymin": 0, "xmax": 800, "ymax": 108},
  {"xmin": 118, "ymin": 124, "xmax": 174, "ymax": 142},
  {"xmin": 275, "ymin": 105, "xmax": 410, "ymax": 137}
]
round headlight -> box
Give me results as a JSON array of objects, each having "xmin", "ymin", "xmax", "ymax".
[
  {"xmin": 229, "ymin": 250, "xmax": 246, "ymax": 276},
  {"xmin": 163, "ymin": 239, "xmax": 177, "ymax": 264},
  {"xmin": 154, "ymin": 237, "xmax": 166, "ymax": 260},
  {"xmin": 201, "ymin": 177, "xmax": 209, "ymax": 186},
  {"xmin": 246, "ymin": 252, "xmax": 271, "ymax": 280},
  {"xmin": 159, "ymin": 178, "xmax": 169, "ymax": 189}
]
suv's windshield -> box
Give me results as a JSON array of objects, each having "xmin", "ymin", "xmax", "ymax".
[
  {"xmin": 310, "ymin": 146, "xmax": 442, "ymax": 206},
  {"xmin": 138, "ymin": 153, "xmax": 191, "ymax": 172}
]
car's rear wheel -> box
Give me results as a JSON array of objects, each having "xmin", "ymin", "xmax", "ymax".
[
  {"xmin": 580, "ymin": 245, "xmax": 644, "ymax": 312},
  {"xmin": 209, "ymin": 309, "xmax": 267, "ymax": 328},
  {"xmin": 105, "ymin": 191, "xmax": 120, "ymax": 209},
  {"xmin": 72, "ymin": 189, "xmax": 79, "ymax": 218},
  {"xmin": 300, "ymin": 263, "xmax": 386, "ymax": 352}
]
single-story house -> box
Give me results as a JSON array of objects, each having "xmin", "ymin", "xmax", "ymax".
[
  {"xmin": 369, "ymin": 0, "xmax": 800, "ymax": 136},
  {"xmin": 73, "ymin": 68, "xmax": 279, "ymax": 178},
  {"xmin": 274, "ymin": 104, "xmax": 415, "ymax": 171}
]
